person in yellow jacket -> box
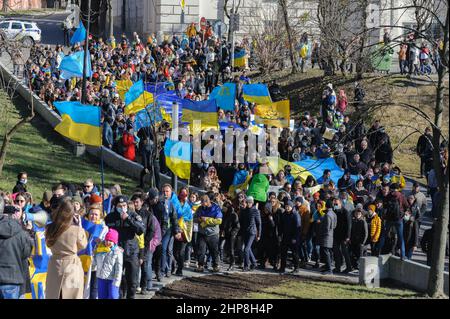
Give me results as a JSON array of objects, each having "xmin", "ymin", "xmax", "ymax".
[
  {"xmin": 367, "ymin": 204, "xmax": 382, "ymax": 256},
  {"xmin": 186, "ymin": 23, "xmax": 197, "ymax": 38},
  {"xmin": 390, "ymin": 166, "xmax": 406, "ymax": 191}
]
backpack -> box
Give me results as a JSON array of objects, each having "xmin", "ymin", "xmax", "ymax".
[{"xmin": 385, "ymin": 198, "xmax": 401, "ymax": 221}]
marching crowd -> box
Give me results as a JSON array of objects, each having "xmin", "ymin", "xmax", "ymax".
[{"xmin": 1, "ymin": 26, "xmax": 448, "ymax": 300}]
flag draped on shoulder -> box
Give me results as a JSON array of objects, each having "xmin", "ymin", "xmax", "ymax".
[
  {"xmin": 124, "ymin": 80, "xmax": 154, "ymax": 115},
  {"xmin": 233, "ymin": 49, "xmax": 246, "ymax": 68},
  {"xmin": 254, "ymin": 99, "xmax": 290, "ymax": 128},
  {"xmin": 70, "ymin": 22, "xmax": 87, "ymax": 45},
  {"xmin": 59, "ymin": 50, "xmax": 92, "ymax": 80},
  {"xmin": 164, "ymin": 139, "xmax": 192, "ymax": 180},
  {"xmin": 181, "ymin": 99, "xmax": 218, "ymax": 130},
  {"xmin": 243, "ymin": 83, "xmax": 272, "ymax": 105},
  {"xmin": 209, "ymin": 82, "xmax": 236, "ymax": 111},
  {"xmin": 54, "ymin": 101, "xmax": 102, "ymax": 146}
]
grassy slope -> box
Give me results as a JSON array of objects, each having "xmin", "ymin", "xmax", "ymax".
[
  {"xmin": 0, "ymin": 91, "xmax": 138, "ymax": 202},
  {"xmin": 247, "ymin": 279, "xmax": 422, "ymax": 299},
  {"xmin": 254, "ymin": 69, "xmax": 449, "ymax": 183}
]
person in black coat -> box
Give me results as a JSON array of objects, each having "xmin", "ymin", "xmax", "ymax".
[
  {"xmin": 0, "ymin": 203, "xmax": 33, "ymax": 299},
  {"xmin": 416, "ymin": 127, "xmax": 434, "ymax": 178},
  {"xmin": 403, "ymin": 210, "xmax": 419, "ymax": 260},
  {"xmin": 239, "ymin": 196, "xmax": 262, "ymax": 271},
  {"xmin": 279, "ymin": 201, "xmax": 301, "ymax": 274},
  {"xmin": 338, "ymin": 170, "xmax": 354, "ymax": 192},
  {"xmin": 12, "ymin": 172, "xmax": 28, "ymax": 194},
  {"xmin": 258, "ymin": 201, "xmax": 281, "ymax": 270},
  {"xmin": 350, "ymin": 207, "xmax": 368, "ymax": 270},
  {"xmin": 104, "ymin": 195, "xmax": 145, "ymax": 299},
  {"xmin": 222, "ymin": 201, "xmax": 240, "ymax": 271},
  {"xmin": 332, "ymin": 198, "xmax": 353, "ymax": 273}
]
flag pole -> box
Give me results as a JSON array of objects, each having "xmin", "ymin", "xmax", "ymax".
[
  {"xmin": 81, "ymin": 0, "xmax": 91, "ymax": 104},
  {"xmin": 171, "ymin": 101, "xmax": 179, "ymax": 193}
]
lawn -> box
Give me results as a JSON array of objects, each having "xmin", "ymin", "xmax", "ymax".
[
  {"xmin": 0, "ymin": 90, "xmax": 138, "ymax": 202},
  {"xmin": 247, "ymin": 279, "xmax": 422, "ymax": 299}
]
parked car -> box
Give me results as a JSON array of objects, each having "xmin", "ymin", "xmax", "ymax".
[{"xmin": 0, "ymin": 20, "xmax": 41, "ymax": 46}]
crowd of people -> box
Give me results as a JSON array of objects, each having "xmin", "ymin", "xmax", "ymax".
[{"xmin": 1, "ymin": 25, "xmax": 448, "ymax": 300}]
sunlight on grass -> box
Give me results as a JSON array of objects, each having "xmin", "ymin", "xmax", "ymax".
[
  {"xmin": 0, "ymin": 91, "xmax": 138, "ymax": 201},
  {"xmin": 247, "ymin": 279, "xmax": 422, "ymax": 299}
]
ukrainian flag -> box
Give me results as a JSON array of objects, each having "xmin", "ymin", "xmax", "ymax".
[
  {"xmin": 233, "ymin": 49, "xmax": 246, "ymax": 68},
  {"xmin": 164, "ymin": 139, "xmax": 192, "ymax": 180},
  {"xmin": 116, "ymin": 79, "xmax": 133, "ymax": 100},
  {"xmin": 182, "ymin": 99, "xmax": 218, "ymax": 131},
  {"xmin": 254, "ymin": 99, "xmax": 290, "ymax": 128},
  {"xmin": 243, "ymin": 84, "xmax": 272, "ymax": 105},
  {"xmin": 124, "ymin": 80, "xmax": 154, "ymax": 115},
  {"xmin": 54, "ymin": 101, "xmax": 102, "ymax": 147},
  {"xmin": 267, "ymin": 156, "xmax": 314, "ymax": 184}
]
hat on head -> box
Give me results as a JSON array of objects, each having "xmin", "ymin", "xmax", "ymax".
[
  {"xmin": 295, "ymin": 196, "xmax": 304, "ymax": 204},
  {"xmin": 368, "ymin": 204, "xmax": 376, "ymax": 212},
  {"xmin": 313, "ymin": 192, "xmax": 320, "ymax": 199},
  {"xmin": 89, "ymin": 194, "xmax": 103, "ymax": 205},
  {"xmin": 355, "ymin": 203, "xmax": 364, "ymax": 211},
  {"xmin": 147, "ymin": 188, "xmax": 159, "ymax": 201},
  {"xmin": 246, "ymin": 196, "xmax": 254, "ymax": 204},
  {"xmin": 390, "ymin": 183, "xmax": 400, "ymax": 190},
  {"xmin": 105, "ymin": 228, "xmax": 119, "ymax": 244},
  {"xmin": 43, "ymin": 190, "xmax": 53, "ymax": 202},
  {"xmin": 113, "ymin": 195, "xmax": 128, "ymax": 206},
  {"xmin": 285, "ymin": 200, "xmax": 294, "ymax": 208}
]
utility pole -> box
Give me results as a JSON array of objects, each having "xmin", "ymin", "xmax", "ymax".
[
  {"xmin": 170, "ymin": 102, "xmax": 179, "ymax": 193},
  {"xmin": 108, "ymin": 0, "xmax": 114, "ymax": 39},
  {"xmin": 81, "ymin": 0, "xmax": 91, "ymax": 104},
  {"xmin": 230, "ymin": 0, "xmax": 235, "ymax": 70}
]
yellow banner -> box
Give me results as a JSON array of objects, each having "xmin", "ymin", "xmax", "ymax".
[{"xmin": 254, "ymin": 100, "xmax": 290, "ymax": 128}]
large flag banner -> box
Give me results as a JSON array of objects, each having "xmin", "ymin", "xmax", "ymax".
[
  {"xmin": 295, "ymin": 156, "xmax": 359, "ymax": 185},
  {"xmin": 155, "ymin": 93, "xmax": 183, "ymax": 123},
  {"xmin": 233, "ymin": 49, "xmax": 246, "ymax": 68},
  {"xmin": 181, "ymin": 99, "xmax": 218, "ymax": 130},
  {"xmin": 164, "ymin": 139, "xmax": 192, "ymax": 180},
  {"xmin": 59, "ymin": 50, "xmax": 92, "ymax": 80},
  {"xmin": 54, "ymin": 101, "xmax": 102, "ymax": 146},
  {"xmin": 134, "ymin": 104, "xmax": 163, "ymax": 131},
  {"xmin": 254, "ymin": 99, "xmax": 290, "ymax": 128},
  {"xmin": 124, "ymin": 80, "xmax": 154, "ymax": 115},
  {"xmin": 209, "ymin": 82, "xmax": 236, "ymax": 111},
  {"xmin": 116, "ymin": 79, "xmax": 133, "ymax": 100},
  {"xmin": 267, "ymin": 156, "xmax": 314, "ymax": 184},
  {"xmin": 243, "ymin": 84, "xmax": 272, "ymax": 105},
  {"xmin": 70, "ymin": 22, "xmax": 87, "ymax": 45},
  {"xmin": 145, "ymin": 82, "xmax": 169, "ymax": 96}
]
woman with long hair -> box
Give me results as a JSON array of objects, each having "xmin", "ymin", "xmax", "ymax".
[{"xmin": 45, "ymin": 198, "xmax": 87, "ymax": 299}]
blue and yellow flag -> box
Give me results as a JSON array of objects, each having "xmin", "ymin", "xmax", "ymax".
[
  {"xmin": 164, "ymin": 139, "xmax": 192, "ymax": 180},
  {"xmin": 267, "ymin": 156, "xmax": 314, "ymax": 184},
  {"xmin": 254, "ymin": 99, "xmax": 290, "ymax": 128},
  {"xmin": 233, "ymin": 49, "xmax": 246, "ymax": 68},
  {"xmin": 59, "ymin": 50, "xmax": 92, "ymax": 80},
  {"xmin": 243, "ymin": 84, "xmax": 272, "ymax": 105},
  {"xmin": 182, "ymin": 99, "xmax": 218, "ymax": 131},
  {"xmin": 115, "ymin": 79, "xmax": 133, "ymax": 100},
  {"xmin": 70, "ymin": 22, "xmax": 87, "ymax": 45},
  {"xmin": 209, "ymin": 82, "xmax": 236, "ymax": 111},
  {"xmin": 25, "ymin": 224, "xmax": 51, "ymax": 299},
  {"xmin": 54, "ymin": 101, "xmax": 102, "ymax": 147},
  {"xmin": 124, "ymin": 80, "xmax": 154, "ymax": 115}
]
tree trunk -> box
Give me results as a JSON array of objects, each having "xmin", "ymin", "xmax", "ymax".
[
  {"xmin": 2, "ymin": 0, "xmax": 8, "ymax": 13},
  {"xmin": 279, "ymin": 0, "xmax": 298, "ymax": 74},
  {"xmin": 108, "ymin": 0, "xmax": 114, "ymax": 39},
  {"xmin": 356, "ymin": 0, "xmax": 369, "ymax": 80},
  {"xmin": 427, "ymin": 6, "xmax": 449, "ymax": 298}
]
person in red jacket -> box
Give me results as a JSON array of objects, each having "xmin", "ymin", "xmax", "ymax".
[{"xmin": 122, "ymin": 124, "xmax": 136, "ymax": 162}]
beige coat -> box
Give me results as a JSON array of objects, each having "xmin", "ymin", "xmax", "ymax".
[{"xmin": 45, "ymin": 225, "xmax": 87, "ymax": 299}]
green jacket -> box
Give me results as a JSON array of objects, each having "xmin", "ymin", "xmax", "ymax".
[{"xmin": 247, "ymin": 174, "xmax": 269, "ymax": 202}]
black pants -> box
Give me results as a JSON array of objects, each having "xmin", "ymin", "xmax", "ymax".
[
  {"xmin": 320, "ymin": 247, "xmax": 333, "ymax": 271},
  {"xmin": 259, "ymin": 238, "xmax": 279, "ymax": 267},
  {"xmin": 89, "ymin": 271, "xmax": 98, "ymax": 299},
  {"xmin": 197, "ymin": 233, "xmax": 220, "ymax": 268},
  {"xmin": 140, "ymin": 251, "xmax": 148, "ymax": 289},
  {"xmin": 226, "ymin": 234, "xmax": 238, "ymax": 266},
  {"xmin": 333, "ymin": 240, "xmax": 352, "ymax": 271},
  {"xmin": 121, "ymin": 257, "xmax": 139, "ymax": 299},
  {"xmin": 350, "ymin": 244, "xmax": 366, "ymax": 268},
  {"xmin": 153, "ymin": 245, "xmax": 162, "ymax": 278},
  {"xmin": 173, "ymin": 240, "xmax": 187, "ymax": 272},
  {"xmin": 140, "ymin": 150, "xmax": 161, "ymax": 189},
  {"xmin": 280, "ymin": 240, "xmax": 299, "ymax": 271}
]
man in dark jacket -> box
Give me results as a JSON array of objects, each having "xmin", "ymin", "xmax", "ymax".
[
  {"xmin": 416, "ymin": 127, "xmax": 434, "ymax": 178},
  {"xmin": 279, "ymin": 201, "xmax": 301, "ymax": 274},
  {"xmin": 403, "ymin": 210, "xmax": 419, "ymax": 260},
  {"xmin": 350, "ymin": 206, "xmax": 368, "ymax": 269},
  {"xmin": 239, "ymin": 196, "xmax": 262, "ymax": 271},
  {"xmin": 152, "ymin": 184, "xmax": 178, "ymax": 279},
  {"xmin": 0, "ymin": 202, "xmax": 33, "ymax": 299},
  {"xmin": 222, "ymin": 201, "xmax": 240, "ymax": 271},
  {"xmin": 318, "ymin": 200, "xmax": 337, "ymax": 274},
  {"xmin": 332, "ymin": 198, "xmax": 353, "ymax": 273},
  {"xmin": 105, "ymin": 195, "xmax": 145, "ymax": 299},
  {"xmin": 12, "ymin": 172, "xmax": 28, "ymax": 194}
]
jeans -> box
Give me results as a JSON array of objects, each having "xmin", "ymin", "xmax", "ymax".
[
  {"xmin": 197, "ymin": 233, "xmax": 220, "ymax": 268},
  {"xmin": 299, "ymin": 235, "xmax": 313, "ymax": 262},
  {"xmin": 243, "ymin": 234, "xmax": 257, "ymax": 269},
  {"xmin": 185, "ymin": 232, "xmax": 197, "ymax": 264},
  {"xmin": 333, "ymin": 240, "xmax": 352, "ymax": 271},
  {"xmin": 89, "ymin": 271, "xmax": 98, "ymax": 299},
  {"xmin": 399, "ymin": 60, "xmax": 407, "ymax": 74},
  {"xmin": 97, "ymin": 278, "xmax": 120, "ymax": 299},
  {"xmin": 173, "ymin": 240, "xmax": 187, "ymax": 273},
  {"xmin": 160, "ymin": 231, "xmax": 173, "ymax": 275},
  {"xmin": 0, "ymin": 284, "xmax": 20, "ymax": 299},
  {"xmin": 320, "ymin": 247, "xmax": 333, "ymax": 271},
  {"xmin": 144, "ymin": 250, "xmax": 154, "ymax": 290},
  {"xmin": 378, "ymin": 220, "xmax": 405, "ymax": 259},
  {"xmin": 219, "ymin": 237, "xmax": 227, "ymax": 262}
]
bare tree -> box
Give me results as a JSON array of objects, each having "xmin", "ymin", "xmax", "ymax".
[
  {"xmin": 2, "ymin": 0, "xmax": 9, "ymax": 13},
  {"xmin": 279, "ymin": 0, "xmax": 299, "ymax": 73}
]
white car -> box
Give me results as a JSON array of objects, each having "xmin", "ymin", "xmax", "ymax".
[{"xmin": 0, "ymin": 20, "xmax": 41, "ymax": 46}]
